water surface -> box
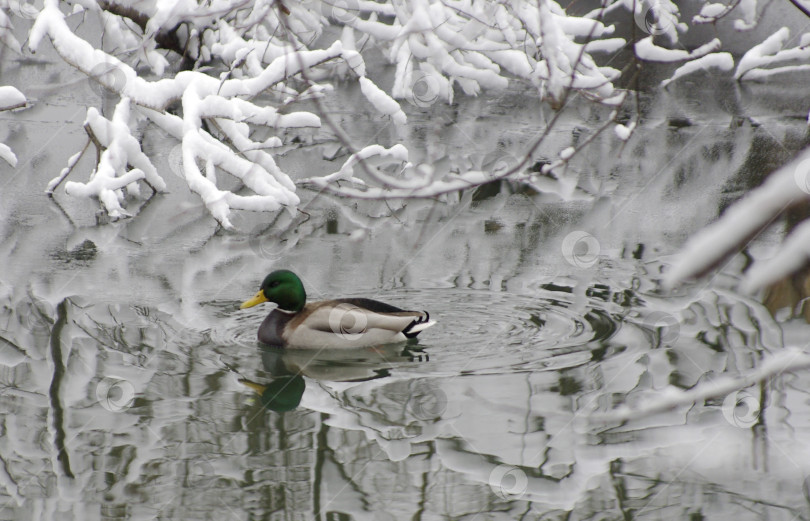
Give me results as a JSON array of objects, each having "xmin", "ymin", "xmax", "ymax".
[{"xmin": 2, "ymin": 34, "xmax": 810, "ymax": 521}]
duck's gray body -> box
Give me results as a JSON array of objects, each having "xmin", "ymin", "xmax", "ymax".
[{"xmin": 258, "ymin": 298, "xmax": 434, "ymax": 349}]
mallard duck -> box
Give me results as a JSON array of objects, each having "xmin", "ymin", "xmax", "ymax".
[{"xmin": 240, "ymin": 270, "xmax": 436, "ymax": 349}]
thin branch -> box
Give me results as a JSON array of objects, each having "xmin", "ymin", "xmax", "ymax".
[
  {"xmin": 46, "ymin": 138, "xmax": 91, "ymax": 195},
  {"xmin": 788, "ymin": 0, "xmax": 810, "ymax": 19}
]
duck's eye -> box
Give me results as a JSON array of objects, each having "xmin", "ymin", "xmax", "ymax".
[{"xmin": 270, "ymin": 281, "xmax": 280, "ymax": 288}]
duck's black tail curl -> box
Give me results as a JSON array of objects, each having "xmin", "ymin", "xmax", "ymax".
[{"xmin": 403, "ymin": 311, "xmax": 434, "ymax": 338}]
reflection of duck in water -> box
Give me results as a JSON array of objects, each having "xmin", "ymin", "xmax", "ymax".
[
  {"xmin": 239, "ymin": 375, "xmax": 305, "ymax": 412},
  {"xmin": 239, "ymin": 270, "xmax": 436, "ymax": 349},
  {"xmin": 262, "ymin": 343, "xmax": 429, "ymax": 382},
  {"xmin": 239, "ymin": 344, "xmax": 431, "ymax": 411}
]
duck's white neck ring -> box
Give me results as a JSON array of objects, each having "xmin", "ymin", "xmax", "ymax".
[{"xmin": 275, "ymin": 307, "xmax": 297, "ymax": 315}]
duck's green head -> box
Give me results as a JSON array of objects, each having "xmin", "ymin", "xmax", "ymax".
[{"xmin": 240, "ymin": 270, "xmax": 306, "ymax": 312}]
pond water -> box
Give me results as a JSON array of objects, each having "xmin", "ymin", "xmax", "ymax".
[{"xmin": 4, "ymin": 32, "xmax": 810, "ymax": 521}]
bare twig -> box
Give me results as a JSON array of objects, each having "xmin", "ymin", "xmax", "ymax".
[
  {"xmin": 46, "ymin": 138, "xmax": 91, "ymax": 195},
  {"xmin": 788, "ymin": 0, "xmax": 810, "ymax": 19}
]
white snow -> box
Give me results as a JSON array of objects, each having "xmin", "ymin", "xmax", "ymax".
[
  {"xmin": 21, "ymin": 0, "xmax": 810, "ymax": 233},
  {"xmin": 635, "ymin": 37, "xmax": 721, "ymax": 62},
  {"xmin": 584, "ymin": 38, "xmax": 626, "ymax": 54},
  {"xmin": 0, "ymin": 9, "xmax": 22, "ymax": 53},
  {"xmin": 0, "ymin": 143, "xmax": 16, "ymax": 167},
  {"xmin": 0, "ymin": 86, "xmax": 25, "ymax": 110},
  {"xmin": 303, "ymin": 144, "xmax": 409, "ymax": 187},
  {"xmin": 594, "ymin": 347, "xmax": 810, "ymax": 423},
  {"xmin": 358, "ymin": 77, "xmax": 406, "ymax": 125},
  {"xmin": 660, "ymin": 52, "xmax": 734, "ymax": 87},
  {"xmin": 735, "ymin": 28, "xmax": 810, "ymax": 80},
  {"xmin": 614, "ymin": 121, "xmax": 636, "ymax": 141},
  {"xmin": 734, "ymin": 0, "xmax": 758, "ymax": 30},
  {"xmin": 61, "ymin": 99, "xmax": 167, "ymax": 219},
  {"xmin": 744, "ymin": 220, "xmax": 810, "ymax": 291},
  {"xmin": 665, "ymin": 147, "xmax": 810, "ymax": 287},
  {"xmin": 693, "ymin": 3, "xmax": 728, "ymax": 23},
  {"xmin": 46, "ymin": 149, "xmax": 84, "ymax": 193},
  {"xmin": 737, "ymin": 64, "xmax": 810, "ymax": 81}
]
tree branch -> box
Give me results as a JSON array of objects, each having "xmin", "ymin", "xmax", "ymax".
[
  {"xmin": 96, "ymin": 1, "xmax": 186, "ymax": 61},
  {"xmin": 788, "ymin": 0, "xmax": 810, "ymax": 19}
]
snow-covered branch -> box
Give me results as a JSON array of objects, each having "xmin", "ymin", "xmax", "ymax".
[
  {"xmin": 593, "ymin": 347, "xmax": 810, "ymax": 423},
  {"xmin": 735, "ymin": 27, "xmax": 810, "ymax": 81},
  {"xmin": 0, "ymin": 86, "xmax": 26, "ymax": 166},
  {"xmin": 326, "ymin": 0, "xmax": 625, "ymax": 107},
  {"xmin": 25, "ymin": 0, "xmax": 373, "ymax": 227},
  {"xmin": 300, "ymin": 144, "xmax": 497, "ymax": 199},
  {"xmin": 665, "ymin": 147, "xmax": 810, "ymax": 290},
  {"xmin": 54, "ymin": 99, "xmax": 166, "ymax": 219},
  {"xmin": 12, "ymin": 0, "xmax": 810, "ymax": 231}
]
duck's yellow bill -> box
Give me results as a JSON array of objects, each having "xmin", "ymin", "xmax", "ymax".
[
  {"xmin": 240, "ymin": 290, "xmax": 268, "ymax": 309},
  {"xmin": 238, "ymin": 379, "xmax": 267, "ymax": 395}
]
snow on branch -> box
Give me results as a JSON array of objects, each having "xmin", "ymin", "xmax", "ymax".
[
  {"xmin": 28, "ymin": 0, "xmax": 430, "ymax": 226},
  {"xmin": 691, "ymin": 0, "xmax": 758, "ymax": 29},
  {"xmin": 299, "ymin": 135, "xmax": 602, "ymax": 201},
  {"xmin": 665, "ymin": 147, "xmax": 810, "ymax": 289},
  {"xmin": 735, "ymin": 28, "xmax": 810, "ymax": 81},
  {"xmin": 25, "ymin": 1, "xmax": 329, "ymax": 226},
  {"xmin": 301, "ymin": 144, "xmax": 408, "ymax": 187},
  {"xmin": 592, "ymin": 347, "xmax": 810, "ymax": 424},
  {"xmin": 300, "ymin": 143, "xmax": 498, "ymax": 199},
  {"xmin": 635, "ymin": 37, "xmax": 721, "ymax": 62},
  {"xmin": 692, "ymin": 2, "xmax": 737, "ymax": 24},
  {"xmin": 660, "ymin": 53, "xmax": 734, "ymax": 87},
  {"xmin": 635, "ymin": 36, "xmax": 735, "ymax": 87},
  {"xmin": 0, "ymin": 85, "xmax": 26, "ymax": 166},
  {"xmin": 51, "ymin": 99, "xmax": 166, "ymax": 218},
  {"xmin": 745, "ymin": 220, "xmax": 810, "ymax": 291},
  {"xmin": 23, "ymin": 0, "xmax": 633, "ymax": 226},
  {"xmin": 0, "ymin": 142, "xmax": 16, "ymax": 167},
  {"xmin": 0, "ymin": 7, "xmax": 22, "ymax": 53},
  {"xmin": 330, "ymin": 0, "xmax": 624, "ymax": 107},
  {"xmin": 0, "ymin": 86, "xmax": 25, "ymax": 110},
  {"xmin": 22, "ymin": 0, "xmax": 810, "ymax": 231},
  {"xmin": 0, "ymin": 143, "xmax": 16, "ymax": 167}
]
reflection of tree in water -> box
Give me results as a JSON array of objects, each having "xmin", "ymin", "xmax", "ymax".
[
  {"xmin": 1, "ymin": 252, "xmax": 808, "ymax": 519},
  {"xmin": 3, "ymin": 25, "xmax": 810, "ymax": 516}
]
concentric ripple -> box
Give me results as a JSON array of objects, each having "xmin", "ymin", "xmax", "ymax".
[
  {"xmin": 407, "ymin": 286, "xmax": 623, "ymax": 374},
  {"xmin": 208, "ymin": 284, "xmax": 626, "ymax": 377},
  {"xmin": 209, "ymin": 302, "xmax": 266, "ymax": 348}
]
